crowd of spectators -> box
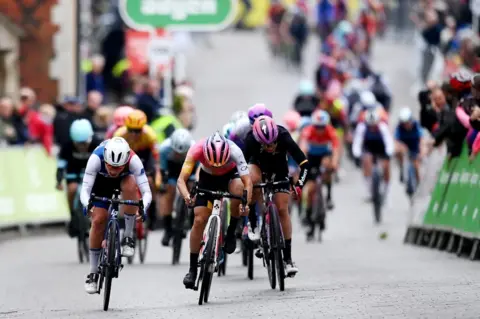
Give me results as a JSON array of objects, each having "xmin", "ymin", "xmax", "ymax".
[{"xmin": 0, "ymin": 55, "xmax": 196, "ymax": 155}]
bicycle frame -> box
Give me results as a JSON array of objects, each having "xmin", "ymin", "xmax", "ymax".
[{"xmin": 199, "ymin": 198, "xmax": 224, "ymax": 270}]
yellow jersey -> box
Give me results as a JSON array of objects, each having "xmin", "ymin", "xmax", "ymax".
[{"xmin": 114, "ymin": 125, "xmax": 159, "ymax": 163}]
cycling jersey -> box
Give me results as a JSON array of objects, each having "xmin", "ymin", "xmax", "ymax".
[
  {"xmin": 159, "ymin": 137, "xmax": 196, "ymax": 184},
  {"xmin": 151, "ymin": 115, "xmax": 183, "ymax": 144},
  {"xmin": 395, "ymin": 120, "xmax": 423, "ymax": 154},
  {"xmin": 114, "ymin": 124, "xmax": 159, "ymax": 166},
  {"xmin": 323, "ymin": 98, "xmax": 348, "ymax": 129},
  {"xmin": 181, "ymin": 139, "xmax": 249, "ymax": 177},
  {"xmin": 300, "ymin": 124, "xmax": 339, "ymax": 156},
  {"xmin": 57, "ymin": 137, "xmax": 102, "ymax": 184},
  {"xmin": 352, "ymin": 122, "xmax": 394, "ymax": 159},
  {"xmin": 358, "ymin": 107, "xmax": 389, "ymax": 124},
  {"xmin": 244, "ymin": 125, "xmax": 309, "ymax": 187},
  {"xmin": 79, "ymin": 141, "xmax": 152, "ymax": 210}
]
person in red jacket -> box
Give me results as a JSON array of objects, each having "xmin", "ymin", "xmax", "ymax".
[{"xmin": 28, "ymin": 103, "xmax": 56, "ymax": 156}]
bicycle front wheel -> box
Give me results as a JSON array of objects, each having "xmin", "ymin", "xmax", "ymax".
[
  {"xmin": 372, "ymin": 171, "xmax": 382, "ymax": 224},
  {"xmin": 103, "ymin": 222, "xmax": 117, "ymax": 311},
  {"xmin": 172, "ymin": 196, "xmax": 186, "ymax": 265},
  {"xmin": 199, "ymin": 217, "xmax": 218, "ymax": 305},
  {"xmin": 269, "ymin": 204, "xmax": 285, "ymax": 291}
]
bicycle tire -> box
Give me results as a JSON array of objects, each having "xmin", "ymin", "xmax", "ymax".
[
  {"xmin": 199, "ymin": 217, "xmax": 218, "ymax": 305},
  {"xmin": 78, "ymin": 235, "xmax": 89, "ymax": 263},
  {"xmin": 218, "ymin": 202, "xmax": 229, "ymax": 276},
  {"xmin": 406, "ymin": 164, "xmax": 416, "ymax": 196},
  {"xmin": 372, "ymin": 170, "xmax": 382, "ymax": 224},
  {"xmin": 103, "ymin": 222, "xmax": 117, "ymax": 311},
  {"xmin": 172, "ymin": 195, "xmax": 186, "ymax": 265},
  {"xmin": 263, "ymin": 213, "xmax": 276, "ymax": 289},
  {"xmin": 242, "ymin": 241, "xmax": 248, "ymax": 266},
  {"xmin": 269, "ymin": 204, "xmax": 285, "ymax": 291},
  {"xmin": 247, "ymin": 245, "xmax": 254, "ymax": 280},
  {"xmin": 313, "ymin": 175, "xmax": 326, "ymax": 234},
  {"xmin": 138, "ymin": 222, "xmax": 148, "ymax": 264}
]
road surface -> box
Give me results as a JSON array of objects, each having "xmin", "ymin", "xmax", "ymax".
[{"xmin": 1, "ymin": 32, "xmax": 480, "ymax": 319}]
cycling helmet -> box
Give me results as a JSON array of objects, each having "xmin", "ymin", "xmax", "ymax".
[
  {"xmin": 360, "ymin": 90, "xmax": 377, "ymax": 109},
  {"xmin": 399, "ymin": 107, "xmax": 413, "ymax": 123},
  {"xmin": 125, "ymin": 110, "xmax": 147, "ymax": 130},
  {"xmin": 365, "ymin": 109, "xmax": 381, "ymax": 125},
  {"xmin": 70, "ymin": 119, "xmax": 94, "ymax": 143},
  {"xmin": 170, "ymin": 128, "xmax": 193, "ymax": 154},
  {"xmin": 450, "ymin": 69, "xmax": 473, "ymax": 92},
  {"xmin": 222, "ymin": 122, "xmax": 234, "ymax": 139},
  {"xmin": 299, "ymin": 80, "xmax": 315, "ymax": 96},
  {"xmin": 113, "ymin": 106, "xmax": 134, "ymax": 127},
  {"xmin": 252, "ymin": 116, "xmax": 279, "ymax": 144},
  {"xmin": 283, "ymin": 110, "xmax": 301, "ymax": 131},
  {"xmin": 311, "ymin": 110, "xmax": 330, "ymax": 127},
  {"xmin": 234, "ymin": 116, "xmax": 251, "ymax": 140},
  {"xmin": 104, "ymin": 137, "xmax": 131, "ymax": 167},
  {"xmin": 230, "ymin": 111, "xmax": 248, "ymax": 124},
  {"xmin": 248, "ymin": 103, "xmax": 273, "ymax": 125},
  {"xmin": 203, "ymin": 132, "xmax": 231, "ymax": 167}
]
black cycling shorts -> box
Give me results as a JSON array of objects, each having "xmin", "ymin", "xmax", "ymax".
[
  {"xmin": 249, "ymin": 159, "xmax": 290, "ymax": 194},
  {"xmin": 363, "ymin": 140, "xmax": 389, "ymax": 159},
  {"xmin": 306, "ymin": 153, "xmax": 331, "ymax": 182},
  {"xmin": 91, "ymin": 174, "xmax": 130, "ymax": 209},
  {"xmin": 194, "ymin": 169, "xmax": 240, "ymax": 208}
]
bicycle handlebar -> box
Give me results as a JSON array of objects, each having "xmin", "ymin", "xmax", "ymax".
[
  {"xmin": 88, "ymin": 194, "xmax": 144, "ymax": 211},
  {"xmin": 253, "ymin": 178, "xmax": 293, "ymax": 189},
  {"xmin": 190, "ymin": 185, "xmax": 247, "ymax": 206}
]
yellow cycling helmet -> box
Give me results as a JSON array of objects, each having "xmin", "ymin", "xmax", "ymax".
[{"xmin": 125, "ymin": 110, "xmax": 147, "ymax": 130}]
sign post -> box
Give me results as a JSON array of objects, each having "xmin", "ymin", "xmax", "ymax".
[
  {"xmin": 119, "ymin": 0, "xmax": 236, "ymax": 109},
  {"xmin": 471, "ymin": 0, "xmax": 480, "ymax": 35}
]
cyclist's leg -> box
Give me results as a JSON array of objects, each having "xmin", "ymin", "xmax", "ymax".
[
  {"xmin": 248, "ymin": 163, "xmax": 263, "ymax": 232},
  {"xmin": 273, "ymin": 181, "xmax": 296, "ymax": 269},
  {"xmin": 380, "ymin": 154, "xmax": 391, "ymax": 198},
  {"xmin": 321, "ymin": 153, "xmax": 334, "ymax": 209},
  {"xmin": 304, "ymin": 155, "xmax": 321, "ymax": 233},
  {"xmin": 225, "ymin": 173, "xmax": 245, "ymax": 254},
  {"xmin": 361, "ymin": 151, "xmax": 374, "ymax": 199},
  {"xmin": 160, "ymin": 180, "xmax": 176, "ymax": 246},
  {"xmin": 411, "ymin": 151, "xmax": 421, "ymax": 183},
  {"xmin": 394, "ymin": 141, "xmax": 407, "ymax": 182},
  {"xmin": 119, "ymin": 175, "xmax": 139, "ymax": 257},
  {"xmin": 66, "ymin": 178, "xmax": 79, "ymax": 237}
]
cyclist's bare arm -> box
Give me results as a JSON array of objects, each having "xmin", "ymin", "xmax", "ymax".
[
  {"xmin": 80, "ymin": 155, "xmax": 100, "ymax": 207},
  {"xmin": 178, "ymin": 156, "xmax": 195, "ymax": 200}
]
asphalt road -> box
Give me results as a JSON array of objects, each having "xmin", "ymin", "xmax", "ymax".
[{"xmin": 2, "ymin": 31, "xmax": 480, "ymax": 319}]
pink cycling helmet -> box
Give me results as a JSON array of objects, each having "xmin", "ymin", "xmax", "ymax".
[
  {"xmin": 252, "ymin": 116, "xmax": 279, "ymax": 145},
  {"xmin": 283, "ymin": 110, "xmax": 301, "ymax": 131},
  {"xmin": 203, "ymin": 131, "xmax": 231, "ymax": 167},
  {"xmin": 113, "ymin": 106, "xmax": 134, "ymax": 127},
  {"xmin": 248, "ymin": 103, "xmax": 273, "ymax": 125}
]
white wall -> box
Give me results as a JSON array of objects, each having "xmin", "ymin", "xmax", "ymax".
[{"xmin": 50, "ymin": 0, "xmax": 76, "ymax": 99}]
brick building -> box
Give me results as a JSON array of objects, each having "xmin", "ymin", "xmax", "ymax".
[{"xmin": 0, "ymin": 0, "xmax": 59, "ymax": 103}]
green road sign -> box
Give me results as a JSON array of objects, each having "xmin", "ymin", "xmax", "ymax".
[{"xmin": 119, "ymin": 0, "xmax": 237, "ymax": 31}]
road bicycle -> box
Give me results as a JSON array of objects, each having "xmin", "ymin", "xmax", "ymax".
[
  {"xmin": 72, "ymin": 182, "xmax": 90, "ymax": 263},
  {"xmin": 371, "ymin": 157, "xmax": 384, "ymax": 224},
  {"xmin": 87, "ymin": 189, "xmax": 144, "ymax": 311},
  {"xmin": 254, "ymin": 177, "xmax": 295, "ymax": 292},
  {"xmin": 405, "ymin": 157, "xmax": 418, "ymax": 206},
  {"xmin": 189, "ymin": 185, "xmax": 247, "ymax": 305},
  {"xmin": 306, "ymin": 166, "xmax": 327, "ymax": 242}
]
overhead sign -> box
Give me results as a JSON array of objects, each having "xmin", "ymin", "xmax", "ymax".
[{"xmin": 119, "ymin": 0, "xmax": 237, "ymax": 31}]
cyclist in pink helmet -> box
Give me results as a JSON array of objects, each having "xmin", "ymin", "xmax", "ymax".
[
  {"xmin": 106, "ymin": 106, "xmax": 134, "ymax": 138},
  {"xmin": 177, "ymin": 131, "xmax": 253, "ymax": 290},
  {"xmin": 248, "ymin": 103, "xmax": 273, "ymax": 125},
  {"xmin": 244, "ymin": 115, "xmax": 309, "ymax": 277}
]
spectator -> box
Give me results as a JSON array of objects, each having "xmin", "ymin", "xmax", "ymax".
[
  {"xmin": 92, "ymin": 106, "xmax": 113, "ymax": 141},
  {"xmin": 86, "ymin": 54, "xmax": 106, "ymax": 97},
  {"xmin": 419, "ymin": 80, "xmax": 439, "ymax": 133},
  {"xmin": 0, "ymin": 97, "xmax": 25, "ymax": 145},
  {"xmin": 53, "ymin": 96, "xmax": 84, "ymax": 146},
  {"xmin": 83, "ymin": 90, "xmax": 103, "ymax": 125},
  {"xmin": 28, "ymin": 104, "xmax": 56, "ymax": 156},
  {"xmin": 137, "ymin": 78, "xmax": 162, "ymax": 123}
]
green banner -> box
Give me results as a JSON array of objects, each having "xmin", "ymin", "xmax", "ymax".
[
  {"xmin": 420, "ymin": 144, "xmax": 480, "ymax": 237},
  {"xmin": 0, "ymin": 147, "xmax": 69, "ymax": 227}
]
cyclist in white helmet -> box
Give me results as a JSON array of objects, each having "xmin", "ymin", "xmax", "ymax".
[
  {"xmin": 158, "ymin": 128, "xmax": 197, "ymax": 246},
  {"xmin": 80, "ymin": 137, "xmax": 152, "ymax": 294},
  {"xmin": 352, "ymin": 108, "xmax": 394, "ymax": 201}
]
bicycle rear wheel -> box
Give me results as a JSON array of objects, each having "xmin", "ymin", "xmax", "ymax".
[
  {"xmin": 103, "ymin": 222, "xmax": 117, "ymax": 311},
  {"xmin": 262, "ymin": 213, "xmax": 276, "ymax": 289},
  {"xmin": 77, "ymin": 235, "xmax": 89, "ymax": 263},
  {"xmin": 269, "ymin": 204, "xmax": 285, "ymax": 291},
  {"xmin": 218, "ymin": 202, "xmax": 228, "ymax": 276},
  {"xmin": 247, "ymin": 243, "xmax": 254, "ymax": 280},
  {"xmin": 312, "ymin": 176, "xmax": 326, "ymax": 239},
  {"xmin": 199, "ymin": 217, "xmax": 218, "ymax": 305},
  {"xmin": 172, "ymin": 195, "xmax": 186, "ymax": 265},
  {"xmin": 372, "ymin": 170, "xmax": 382, "ymax": 224},
  {"xmin": 137, "ymin": 220, "xmax": 148, "ymax": 264}
]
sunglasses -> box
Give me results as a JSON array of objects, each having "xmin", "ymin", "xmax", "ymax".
[
  {"xmin": 127, "ymin": 128, "xmax": 143, "ymax": 134},
  {"xmin": 105, "ymin": 163, "xmax": 126, "ymax": 171}
]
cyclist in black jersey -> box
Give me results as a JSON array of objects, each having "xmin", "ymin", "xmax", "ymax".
[
  {"xmin": 56, "ymin": 119, "xmax": 101, "ymax": 237},
  {"xmin": 243, "ymin": 116, "xmax": 309, "ymax": 277}
]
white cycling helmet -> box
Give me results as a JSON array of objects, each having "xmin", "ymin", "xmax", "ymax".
[
  {"xmin": 171, "ymin": 128, "xmax": 193, "ymax": 154},
  {"xmin": 311, "ymin": 110, "xmax": 331, "ymax": 126},
  {"xmin": 360, "ymin": 91, "xmax": 377, "ymax": 109},
  {"xmin": 234, "ymin": 116, "xmax": 251, "ymax": 140},
  {"xmin": 104, "ymin": 137, "xmax": 131, "ymax": 167},
  {"xmin": 399, "ymin": 107, "xmax": 413, "ymax": 123},
  {"xmin": 230, "ymin": 110, "xmax": 248, "ymax": 124},
  {"xmin": 365, "ymin": 109, "xmax": 381, "ymax": 125}
]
